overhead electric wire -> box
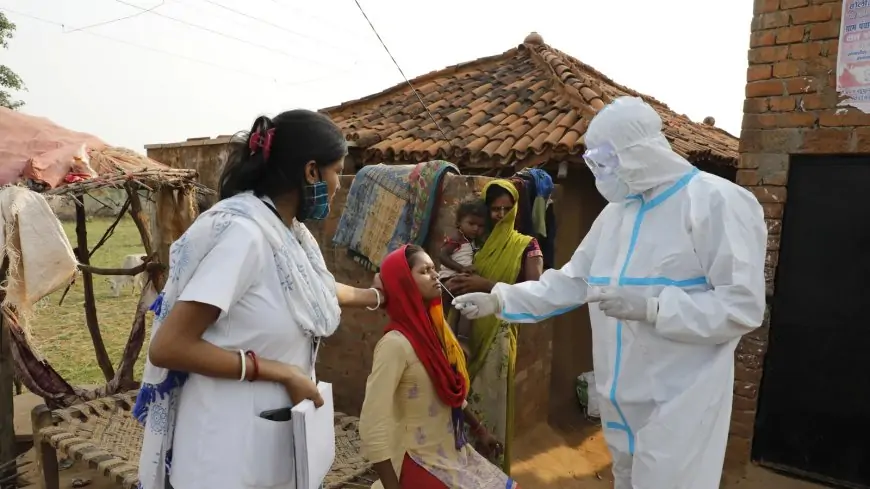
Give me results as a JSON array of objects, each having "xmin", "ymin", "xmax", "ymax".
[
  {"xmin": 0, "ymin": 6, "xmax": 350, "ymax": 88},
  {"xmin": 113, "ymin": 0, "xmax": 330, "ymax": 67},
  {"xmin": 351, "ymin": 0, "xmax": 453, "ymax": 148},
  {"xmin": 63, "ymin": 0, "xmax": 164, "ymax": 34},
  {"xmin": 196, "ymin": 0, "xmax": 370, "ymax": 61}
]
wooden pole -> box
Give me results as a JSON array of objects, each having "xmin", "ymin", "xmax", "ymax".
[
  {"xmin": 125, "ymin": 185, "xmax": 160, "ymax": 291},
  {"xmin": 74, "ymin": 196, "xmax": 114, "ymax": 382},
  {"xmin": 0, "ymin": 258, "xmax": 16, "ymax": 486}
]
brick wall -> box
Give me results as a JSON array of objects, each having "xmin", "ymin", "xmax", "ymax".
[
  {"xmin": 308, "ymin": 174, "xmax": 555, "ymax": 437},
  {"xmin": 728, "ymin": 0, "xmax": 870, "ymax": 471}
]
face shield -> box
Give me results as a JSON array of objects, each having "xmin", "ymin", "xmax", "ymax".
[{"xmin": 582, "ymin": 141, "xmax": 619, "ymax": 179}]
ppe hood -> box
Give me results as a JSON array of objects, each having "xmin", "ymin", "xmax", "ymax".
[{"xmin": 585, "ymin": 96, "xmax": 693, "ymax": 194}]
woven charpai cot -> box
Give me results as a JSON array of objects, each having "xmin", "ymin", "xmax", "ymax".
[{"xmin": 34, "ymin": 390, "xmax": 375, "ymax": 489}]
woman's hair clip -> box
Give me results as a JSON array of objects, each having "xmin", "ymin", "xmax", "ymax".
[{"xmin": 248, "ymin": 128, "xmax": 276, "ymax": 161}]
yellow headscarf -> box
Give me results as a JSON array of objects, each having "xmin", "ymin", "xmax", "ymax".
[
  {"xmin": 430, "ymin": 302, "xmax": 470, "ymax": 389},
  {"xmin": 468, "ymin": 179, "xmax": 532, "ymax": 377}
]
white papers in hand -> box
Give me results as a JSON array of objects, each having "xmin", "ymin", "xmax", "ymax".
[{"xmin": 291, "ymin": 382, "xmax": 335, "ymax": 489}]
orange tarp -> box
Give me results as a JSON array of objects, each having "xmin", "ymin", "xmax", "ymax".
[{"xmin": 0, "ymin": 106, "xmax": 107, "ymax": 187}]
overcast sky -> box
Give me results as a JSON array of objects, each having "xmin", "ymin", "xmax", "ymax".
[{"xmin": 1, "ymin": 0, "xmax": 752, "ymax": 153}]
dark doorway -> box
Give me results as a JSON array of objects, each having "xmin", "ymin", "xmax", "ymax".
[{"xmin": 753, "ymin": 155, "xmax": 870, "ymax": 488}]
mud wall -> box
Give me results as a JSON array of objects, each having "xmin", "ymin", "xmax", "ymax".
[{"xmin": 308, "ymin": 174, "xmax": 557, "ymax": 435}]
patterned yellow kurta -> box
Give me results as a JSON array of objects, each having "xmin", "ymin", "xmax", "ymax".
[{"xmin": 359, "ymin": 331, "xmax": 517, "ymax": 489}]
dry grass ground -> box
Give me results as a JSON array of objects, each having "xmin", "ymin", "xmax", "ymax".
[{"xmin": 27, "ymin": 217, "xmax": 151, "ymax": 386}]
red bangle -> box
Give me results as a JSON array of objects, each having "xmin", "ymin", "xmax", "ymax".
[{"xmin": 245, "ymin": 351, "xmax": 259, "ymax": 381}]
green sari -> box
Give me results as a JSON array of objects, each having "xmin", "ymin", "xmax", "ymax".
[{"xmin": 463, "ymin": 179, "xmax": 532, "ymax": 474}]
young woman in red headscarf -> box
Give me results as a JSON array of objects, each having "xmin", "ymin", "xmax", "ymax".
[{"xmin": 359, "ymin": 245, "xmax": 520, "ymax": 489}]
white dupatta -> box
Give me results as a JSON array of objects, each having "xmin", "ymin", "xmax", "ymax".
[{"xmin": 133, "ymin": 192, "xmax": 341, "ymax": 489}]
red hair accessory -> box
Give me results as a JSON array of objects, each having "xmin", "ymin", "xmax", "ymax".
[{"xmin": 248, "ymin": 128, "xmax": 275, "ymax": 161}]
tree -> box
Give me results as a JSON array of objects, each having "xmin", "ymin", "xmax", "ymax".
[{"xmin": 0, "ymin": 12, "xmax": 25, "ymax": 110}]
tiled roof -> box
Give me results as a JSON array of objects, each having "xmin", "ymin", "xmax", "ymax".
[{"xmin": 322, "ymin": 33, "xmax": 738, "ymax": 169}]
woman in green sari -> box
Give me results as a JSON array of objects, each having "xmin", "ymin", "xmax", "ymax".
[{"xmin": 445, "ymin": 179, "xmax": 543, "ymax": 474}]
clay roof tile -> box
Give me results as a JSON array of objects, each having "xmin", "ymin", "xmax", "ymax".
[{"xmin": 323, "ymin": 34, "xmax": 738, "ymax": 168}]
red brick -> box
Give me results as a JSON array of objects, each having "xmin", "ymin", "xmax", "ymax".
[
  {"xmin": 731, "ymin": 409, "xmax": 759, "ymax": 428},
  {"xmin": 746, "ymin": 80, "xmax": 784, "ymax": 98},
  {"xmin": 736, "ymin": 170, "xmax": 761, "ymax": 186},
  {"xmin": 762, "ymin": 168, "xmax": 789, "ymax": 185},
  {"xmin": 750, "ymin": 186, "xmax": 787, "ymax": 203},
  {"xmin": 733, "ymin": 395, "xmax": 759, "ymax": 412},
  {"xmin": 725, "ymin": 436, "xmax": 752, "ymax": 470},
  {"xmin": 822, "ymin": 39, "xmax": 839, "ymax": 57},
  {"xmin": 749, "ymin": 45, "xmax": 790, "ymax": 64},
  {"xmin": 755, "ymin": 0, "xmax": 779, "ymax": 13},
  {"xmin": 800, "ymin": 92, "xmax": 833, "ymax": 110},
  {"xmin": 763, "ymin": 203, "xmax": 784, "ymax": 218},
  {"xmin": 768, "ymin": 95, "xmax": 796, "ymax": 111},
  {"xmin": 781, "ymin": 0, "xmax": 809, "ymax": 7},
  {"xmin": 773, "ymin": 60, "xmax": 806, "ymax": 78},
  {"xmin": 751, "ymin": 30, "xmax": 777, "ymax": 47},
  {"xmin": 775, "ymin": 25, "xmax": 807, "ymax": 44},
  {"xmin": 737, "ymin": 336, "xmax": 768, "ymax": 355},
  {"xmin": 744, "ymin": 97, "xmax": 770, "ymax": 114},
  {"xmin": 730, "ymin": 420, "xmax": 755, "ymax": 440},
  {"xmin": 800, "ymin": 128, "xmax": 852, "ymax": 152},
  {"xmin": 766, "ymin": 251, "xmax": 780, "ymax": 269},
  {"xmin": 743, "ymin": 114, "xmax": 779, "ymax": 129},
  {"xmin": 754, "ymin": 154, "xmax": 790, "ymax": 185},
  {"xmin": 785, "ymin": 76, "xmax": 816, "ymax": 94},
  {"xmin": 810, "ymin": 20, "xmax": 841, "ymax": 40},
  {"xmin": 789, "ymin": 41, "xmax": 823, "ymax": 59},
  {"xmin": 766, "ymin": 218, "xmax": 783, "ymax": 235},
  {"xmin": 755, "ymin": 11, "xmax": 791, "ymax": 29},
  {"xmin": 748, "ymin": 64, "xmax": 773, "ymax": 82},
  {"xmin": 790, "ymin": 4, "xmax": 833, "ymax": 24},
  {"xmin": 805, "ymin": 55, "xmax": 837, "ymax": 75},
  {"xmin": 776, "ymin": 111, "xmax": 818, "ymax": 127},
  {"xmin": 737, "ymin": 352, "xmax": 764, "ymax": 370},
  {"xmin": 734, "ymin": 380, "xmax": 760, "ymax": 399},
  {"xmin": 819, "ymin": 109, "xmax": 870, "ymax": 127},
  {"xmin": 811, "ymin": 0, "xmax": 839, "ymax": 3},
  {"xmin": 739, "ymin": 129, "xmax": 803, "ymax": 153},
  {"xmin": 768, "ymin": 234, "xmax": 781, "ymax": 251}
]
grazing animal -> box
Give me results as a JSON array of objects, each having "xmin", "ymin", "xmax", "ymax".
[{"xmin": 107, "ymin": 253, "xmax": 147, "ymax": 297}]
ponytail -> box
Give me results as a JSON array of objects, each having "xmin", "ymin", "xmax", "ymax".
[{"xmin": 218, "ymin": 116, "xmax": 273, "ymax": 199}]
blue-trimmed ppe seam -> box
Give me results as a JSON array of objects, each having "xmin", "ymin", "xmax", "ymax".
[{"xmin": 606, "ymin": 168, "xmax": 699, "ymax": 455}]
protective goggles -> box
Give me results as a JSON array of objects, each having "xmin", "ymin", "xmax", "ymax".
[{"xmin": 582, "ymin": 141, "xmax": 620, "ymax": 178}]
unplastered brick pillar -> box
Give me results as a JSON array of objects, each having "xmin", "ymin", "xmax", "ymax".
[{"xmin": 730, "ymin": 0, "xmax": 870, "ymax": 474}]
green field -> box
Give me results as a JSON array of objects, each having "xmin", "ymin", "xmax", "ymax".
[{"xmin": 28, "ymin": 217, "xmax": 152, "ymax": 386}]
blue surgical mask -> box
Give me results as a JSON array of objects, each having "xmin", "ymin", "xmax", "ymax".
[{"xmin": 302, "ymin": 181, "xmax": 330, "ymax": 221}]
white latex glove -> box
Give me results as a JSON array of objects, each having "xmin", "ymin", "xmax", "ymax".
[
  {"xmin": 452, "ymin": 292, "xmax": 501, "ymax": 319},
  {"xmin": 586, "ymin": 286, "xmax": 658, "ymax": 323}
]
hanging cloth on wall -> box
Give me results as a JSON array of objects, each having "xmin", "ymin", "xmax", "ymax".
[{"xmin": 514, "ymin": 169, "xmax": 557, "ymax": 270}]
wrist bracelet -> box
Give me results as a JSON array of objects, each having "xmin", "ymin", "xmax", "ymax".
[
  {"xmin": 238, "ymin": 349, "xmax": 247, "ymax": 382},
  {"xmin": 366, "ymin": 287, "xmax": 382, "ymax": 311},
  {"xmin": 245, "ymin": 350, "xmax": 259, "ymax": 382}
]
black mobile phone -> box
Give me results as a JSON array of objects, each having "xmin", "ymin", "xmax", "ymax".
[{"xmin": 259, "ymin": 407, "xmax": 293, "ymax": 422}]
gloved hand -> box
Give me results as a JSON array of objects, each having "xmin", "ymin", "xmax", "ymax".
[
  {"xmin": 586, "ymin": 287, "xmax": 658, "ymax": 323},
  {"xmin": 452, "ymin": 292, "xmax": 501, "ymax": 319}
]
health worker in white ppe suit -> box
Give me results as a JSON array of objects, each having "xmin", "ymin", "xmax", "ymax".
[{"xmin": 452, "ymin": 96, "xmax": 767, "ymax": 489}]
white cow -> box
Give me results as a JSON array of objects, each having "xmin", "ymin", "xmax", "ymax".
[{"xmin": 107, "ymin": 253, "xmax": 147, "ymax": 297}]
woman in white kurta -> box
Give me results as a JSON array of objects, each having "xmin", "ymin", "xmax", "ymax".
[{"xmin": 133, "ymin": 110, "xmax": 385, "ymax": 489}]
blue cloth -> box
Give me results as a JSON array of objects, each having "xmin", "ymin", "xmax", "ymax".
[{"xmin": 527, "ymin": 168, "xmax": 554, "ymax": 199}]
